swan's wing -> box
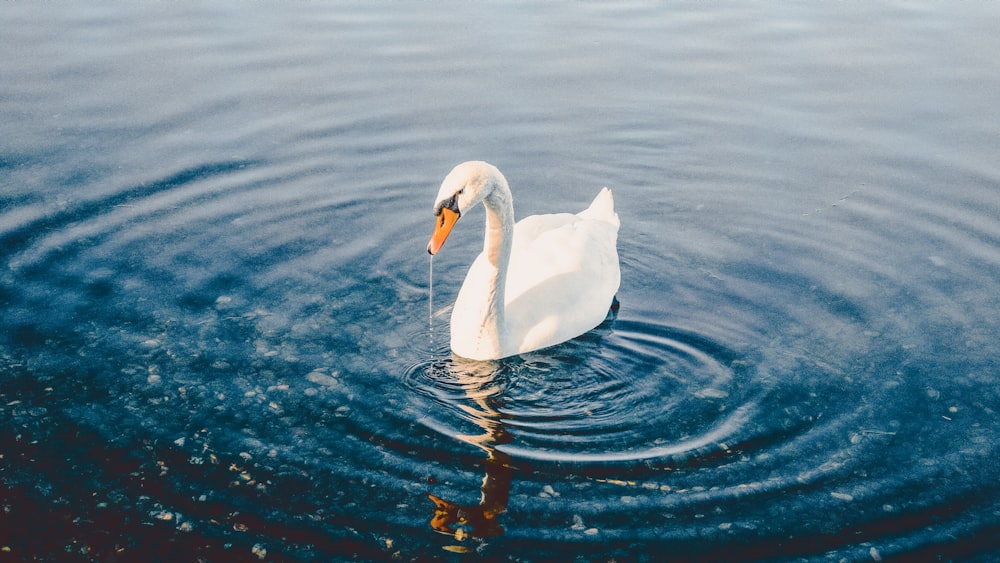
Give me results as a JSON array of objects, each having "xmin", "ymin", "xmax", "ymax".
[
  {"xmin": 450, "ymin": 189, "xmax": 621, "ymax": 359},
  {"xmin": 506, "ymin": 189, "xmax": 619, "ymax": 305},
  {"xmin": 504, "ymin": 209, "xmax": 620, "ymax": 353},
  {"xmin": 505, "ymin": 213, "xmax": 589, "ymax": 301}
]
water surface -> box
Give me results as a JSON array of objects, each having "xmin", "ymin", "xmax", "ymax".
[{"xmin": 2, "ymin": 2, "xmax": 1000, "ymax": 561}]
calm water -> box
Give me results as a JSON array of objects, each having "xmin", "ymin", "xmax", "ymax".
[{"xmin": 2, "ymin": 3, "xmax": 1000, "ymax": 561}]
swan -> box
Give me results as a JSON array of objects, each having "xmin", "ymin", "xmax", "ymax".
[{"xmin": 427, "ymin": 161, "xmax": 620, "ymax": 361}]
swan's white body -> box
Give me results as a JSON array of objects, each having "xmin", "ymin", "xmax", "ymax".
[{"xmin": 427, "ymin": 161, "xmax": 620, "ymax": 361}]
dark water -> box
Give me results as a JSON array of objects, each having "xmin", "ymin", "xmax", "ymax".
[{"xmin": 3, "ymin": 3, "xmax": 1000, "ymax": 561}]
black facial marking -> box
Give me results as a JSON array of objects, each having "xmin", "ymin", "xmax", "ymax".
[{"xmin": 434, "ymin": 193, "xmax": 461, "ymax": 216}]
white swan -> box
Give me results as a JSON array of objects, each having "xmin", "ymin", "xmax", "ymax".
[{"xmin": 427, "ymin": 161, "xmax": 620, "ymax": 361}]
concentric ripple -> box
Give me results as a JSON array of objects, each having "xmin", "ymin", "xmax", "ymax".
[{"xmin": 402, "ymin": 319, "xmax": 762, "ymax": 467}]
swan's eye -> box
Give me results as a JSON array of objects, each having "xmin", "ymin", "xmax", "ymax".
[{"xmin": 457, "ymin": 188, "xmax": 465, "ymax": 196}]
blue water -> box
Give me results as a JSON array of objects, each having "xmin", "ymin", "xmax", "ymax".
[{"xmin": 2, "ymin": 3, "xmax": 1000, "ymax": 561}]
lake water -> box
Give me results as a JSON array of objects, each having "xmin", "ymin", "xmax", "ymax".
[{"xmin": 2, "ymin": 3, "xmax": 1000, "ymax": 561}]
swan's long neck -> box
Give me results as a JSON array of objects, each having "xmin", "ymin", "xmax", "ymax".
[{"xmin": 479, "ymin": 181, "xmax": 515, "ymax": 351}]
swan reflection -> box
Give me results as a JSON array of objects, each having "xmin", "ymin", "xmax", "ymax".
[
  {"xmin": 426, "ymin": 357, "xmax": 514, "ymax": 542},
  {"xmin": 423, "ymin": 309, "xmax": 619, "ymax": 548}
]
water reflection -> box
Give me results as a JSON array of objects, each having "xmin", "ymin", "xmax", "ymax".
[
  {"xmin": 426, "ymin": 358, "xmax": 513, "ymax": 544},
  {"xmin": 422, "ymin": 311, "xmax": 620, "ymax": 548}
]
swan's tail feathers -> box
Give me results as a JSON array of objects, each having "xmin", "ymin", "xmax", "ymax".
[{"xmin": 579, "ymin": 187, "xmax": 620, "ymax": 227}]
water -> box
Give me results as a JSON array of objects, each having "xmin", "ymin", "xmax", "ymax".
[{"xmin": 2, "ymin": 3, "xmax": 1000, "ymax": 561}]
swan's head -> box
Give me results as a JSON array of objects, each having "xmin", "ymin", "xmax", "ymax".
[{"xmin": 427, "ymin": 161, "xmax": 505, "ymax": 255}]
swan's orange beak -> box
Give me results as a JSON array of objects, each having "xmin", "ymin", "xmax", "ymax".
[{"xmin": 427, "ymin": 207, "xmax": 460, "ymax": 255}]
